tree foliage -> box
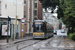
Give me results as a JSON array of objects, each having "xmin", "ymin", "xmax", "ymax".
[
  {"xmin": 57, "ymin": 0, "xmax": 75, "ymax": 32},
  {"xmin": 39, "ymin": 0, "xmax": 59, "ymax": 11},
  {"xmin": 39, "ymin": 0, "xmax": 75, "ymax": 31}
]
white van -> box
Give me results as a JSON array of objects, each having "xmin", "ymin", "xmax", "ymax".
[{"xmin": 61, "ymin": 29, "xmax": 65, "ymax": 33}]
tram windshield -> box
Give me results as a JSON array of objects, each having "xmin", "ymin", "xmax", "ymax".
[{"xmin": 34, "ymin": 23, "xmax": 43, "ymax": 32}]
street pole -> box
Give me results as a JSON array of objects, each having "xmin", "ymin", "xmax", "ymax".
[
  {"xmin": 14, "ymin": 16, "xmax": 18, "ymax": 40},
  {"xmin": 22, "ymin": 24, "xmax": 24, "ymax": 38},
  {"xmin": 29, "ymin": 0, "xmax": 31, "ymax": 36},
  {"xmin": 7, "ymin": 16, "xmax": 9, "ymax": 43},
  {"xmin": 7, "ymin": 16, "xmax": 11, "ymax": 43},
  {"xmin": 29, "ymin": 18, "xmax": 30, "ymax": 36},
  {"xmin": 21, "ymin": 18, "xmax": 25, "ymax": 38},
  {"xmin": 14, "ymin": 0, "xmax": 17, "ymax": 40}
]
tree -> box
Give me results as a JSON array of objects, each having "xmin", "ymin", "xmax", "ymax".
[
  {"xmin": 57, "ymin": 0, "xmax": 65, "ymax": 19},
  {"xmin": 39, "ymin": 0, "xmax": 59, "ymax": 12},
  {"xmin": 57, "ymin": 0, "xmax": 75, "ymax": 33}
]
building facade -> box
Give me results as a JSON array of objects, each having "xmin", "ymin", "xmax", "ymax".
[
  {"xmin": 0, "ymin": 0, "xmax": 42, "ymax": 38},
  {"xmin": 43, "ymin": 8, "xmax": 59, "ymax": 30},
  {"xmin": 0, "ymin": 0, "xmax": 24, "ymax": 38}
]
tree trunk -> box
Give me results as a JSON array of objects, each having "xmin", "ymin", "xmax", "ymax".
[
  {"xmin": 45, "ymin": 8, "xmax": 47, "ymax": 12},
  {"xmin": 67, "ymin": 27, "xmax": 70, "ymax": 35},
  {"xmin": 71, "ymin": 27, "xmax": 73, "ymax": 33}
]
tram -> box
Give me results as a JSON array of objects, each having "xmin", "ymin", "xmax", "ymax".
[{"xmin": 33, "ymin": 20, "xmax": 54, "ymax": 39}]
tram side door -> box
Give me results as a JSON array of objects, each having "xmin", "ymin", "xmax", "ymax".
[
  {"xmin": 43, "ymin": 22, "xmax": 47, "ymax": 37},
  {"xmin": 0, "ymin": 22, "xmax": 2, "ymax": 39}
]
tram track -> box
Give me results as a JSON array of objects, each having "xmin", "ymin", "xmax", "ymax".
[
  {"xmin": 1, "ymin": 36, "xmax": 75, "ymax": 50},
  {"xmin": 1, "ymin": 38, "xmax": 33, "ymax": 49},
  {"xmin": 17, "ymin": 37, "xmax": 56, "ymax": 50},
  {"xmin": 37, "ymin": 36, "xmax": 56, "ymax": 50},
  {"xmin": 64, "ymin": 36, "xmax": 75, "ymax": 49},
  {"xmin": 56, "ymin": 36, "xmax": 63, "ymax": 46},
  {"xmin": 48, "ymin": 36, "xmax": 62, "ymax": 47},
  {"xmin": 15, "ymin": 38, "xmax": 48, "ymax": 50},
  {"xmin": 52, "ymin": 36, "xmax": 74, "ymax": 48},
  {"xmin": 2, "ymin": 38, "xmax": 43, "ymax": 50},
  {"xmin": 49, "ymin": 36, "xmax": 72, "ymax": 48},
  {"xmin": 2, "ymin": 37, "xmax": 53, "ymax": 50},
  {"xmin": 47, "ymin": 36, "xmax": 57, "ymax": 47},
  {"xmin": 18, "ymin": 39, "xmax": 42, "ymax": 50},
  {"xmin": 14, "ymin": 38, "xmax": 33, "ymax": 44},
  {"xmin": 38, "ymin": 36, "xmax": 75, "ymax": 50}
]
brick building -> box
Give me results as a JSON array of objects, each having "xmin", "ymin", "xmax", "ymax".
[{"xmin": 21, "ymin": 0, "xmax": 42, "ymax": 36}]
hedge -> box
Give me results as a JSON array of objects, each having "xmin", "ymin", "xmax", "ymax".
[{"xmin": 68, "ymin": 32, "xmax": 75, "ymax": 41}]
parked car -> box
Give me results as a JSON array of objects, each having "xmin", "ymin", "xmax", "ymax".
[
  {"xmin": 61, "ymin": 29, "xmax": 65, "ymax": 33},
  {"xmin": 54, "ymin": 30, "xmax": 57, "ymax": 35}
]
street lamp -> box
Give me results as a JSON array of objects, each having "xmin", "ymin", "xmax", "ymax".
[
  {"xmin": 14, "ymin": 0, "xmax": 26, "ymax": 40},
  {"xmin": 14, "ymin": 0, "xmax": 18, "ymax": 40}
]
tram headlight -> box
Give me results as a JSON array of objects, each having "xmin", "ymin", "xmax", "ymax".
[{"xmin": 42, "ymin": 33, "xmax": 44, "ymax": 35}]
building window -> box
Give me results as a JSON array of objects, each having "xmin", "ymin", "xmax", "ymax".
[
  {"xmin": 24, "ymin": 11, "xmax": 26, "ymax": 15},
  {"xmin": 34, "ymin": 3, "xmax": 37, "ymax": 8},
  {"xmin": 48, "ymin": 19, "xmax": 53, "ymax": 22},
  {"xmin": 24, "ymin": 0, "xmax": 26, "ymax": 4},
  {"xmin": 34, "ymin": 0, "xmax": 37, "ymax": 1},
  {"xmin": 5, "ymin": 4, "xmax": 7, "ymax": 9},
  {"xmin": 0, "ymin": 14, "xmax": 2, "ymax": 16},
  {"xmin": 24, "ymin": 15, "xmax": 26, "ymax": 18},
  {"xmin": 34, "ymin": 10, "xmax": 37, "ymax": 16},
  {"xmin": 34, "ymin": 18, "xmax": 37, "ymax": 20},
  {"xmin": 24, "ymin": 11, "xmax": 26, "ymax": 18}
]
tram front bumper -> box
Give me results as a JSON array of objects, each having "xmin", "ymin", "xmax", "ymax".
[
  {"xmin": 33, "ymin": 32, "xmax": 45, "ymax": 38},
  {"xmin": 33, "ymin": 35, "xmax": 45, "ymax": 38}
]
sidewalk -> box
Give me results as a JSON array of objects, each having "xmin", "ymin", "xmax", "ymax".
[{"xmin": 0, "ymin": 36, "xmax": 33, "ymax": 45}]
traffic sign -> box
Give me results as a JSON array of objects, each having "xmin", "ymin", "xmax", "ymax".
[
  {"xmin": 22, "ymin": 29, "xmax": 24, "ymax": 32},
  {"xmin": 22, "ymin": 18, "xmax": 25, "ymax": 23},
  {"xmin": 21, "ymin": 23, "xmax": 24, "ymax": 25},
  {"xmin": 14, "ymin": 20, "xmax": 19, "ymax": 25}
]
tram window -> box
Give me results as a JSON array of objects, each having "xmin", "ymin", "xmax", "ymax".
[{"xmin": 34, "ymin": 24, "xmax": 44, "ymax": 32}]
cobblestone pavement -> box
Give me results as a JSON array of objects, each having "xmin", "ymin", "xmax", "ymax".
[
  {"xmin": 0, "ymin": 36, "xmax": 75, "ymax": 50},
  {"xmin": 33, "ymin": 36, "xmax": 75, "ymax": 50},
  {"xmin": 0, "ymin": 30, "xmax": 75, "ymax": 50}
]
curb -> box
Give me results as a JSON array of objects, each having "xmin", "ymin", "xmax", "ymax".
[
  {"xmin": 0, "ymin": 36, "xmax": 33, "ymax": 45},
  {"xmin": 13, "ymin": 38, "xmax": 33, "ymax": 44},
  {"xmin": 8, "ymin": 37, "xmax": 33, "ymax": 45}
]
